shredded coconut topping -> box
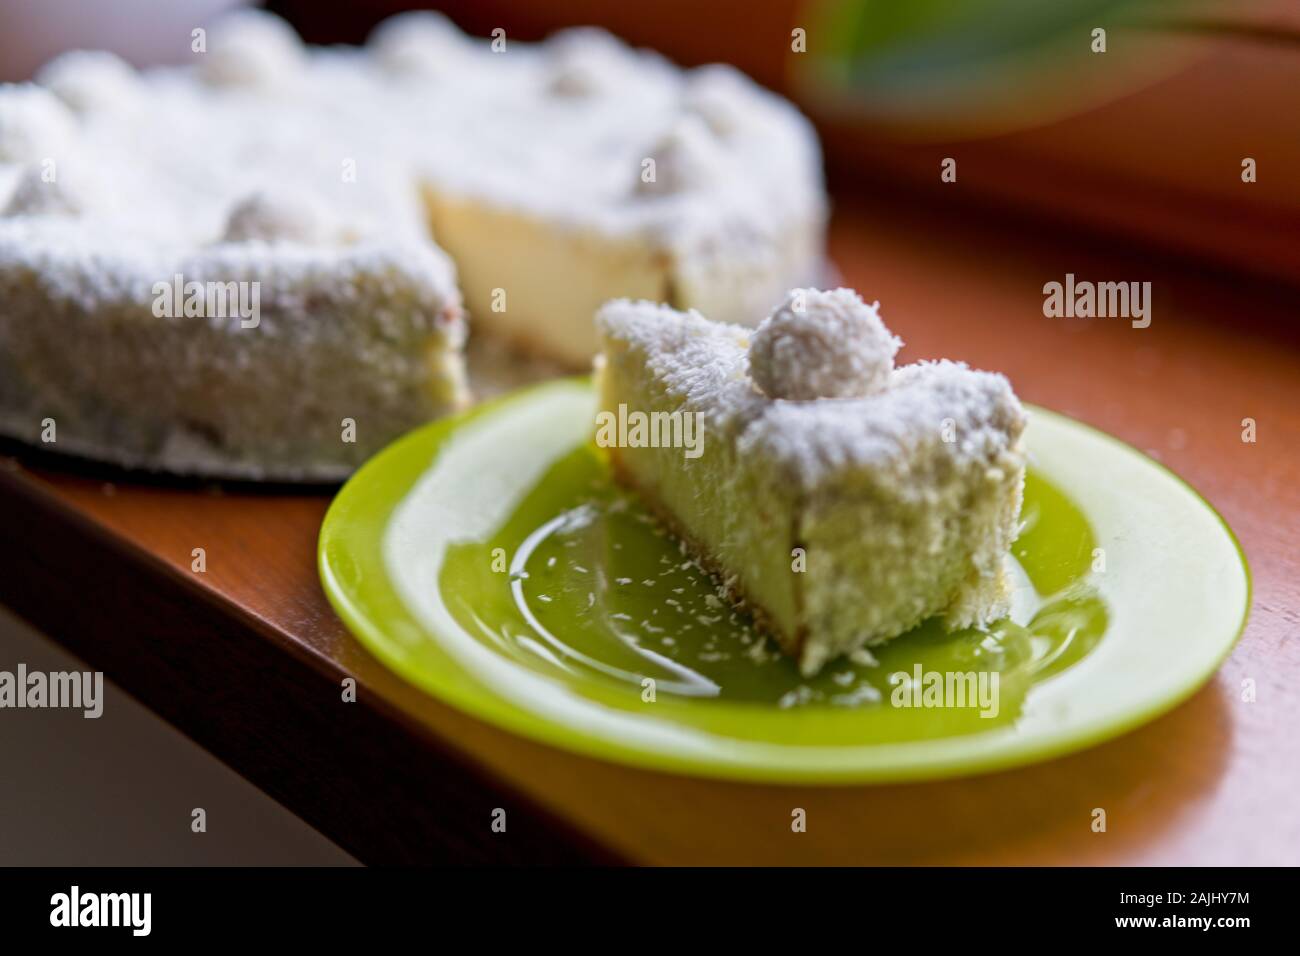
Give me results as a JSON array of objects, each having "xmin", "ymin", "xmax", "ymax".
[
  {"xmin": 4, "ymin": 8, "xmax": 823, "ymax": 280},
  {"xmin": 598, "ymin": 297, "xmax": 1024, "ymax": 491},
  {"xmin": 0, "ymin": 8, "xmax": 828, "ymax": 478},
  {"xmin": 749, "ymin": 288, "xmax": 901, "ymax": 400}
]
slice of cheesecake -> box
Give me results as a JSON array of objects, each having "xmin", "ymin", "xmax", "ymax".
[{"xmin": 595, "ymin": 289, "xmax": 1027, "ymax": 676}]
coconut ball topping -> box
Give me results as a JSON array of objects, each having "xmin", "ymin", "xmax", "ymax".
[
  {"xmin": 546, "ymin": 29, "xmax": 631, "ymax": 97},
  {"xmin": 222, "ymin": 190, "xmax": 332, "ymax": 244},
  {"xmin": 635, "ymin": 116, "xmax": 727, "ymax": 196},
  {"xmin": 368, "ymin": 11, "xmax": 467, "ymax": 77},
  {"xmin": 198, "ymin": 10, "xmax": 306, "ymax": 88},
  {"xmin": 36, "ymin": 51, "xmax": 140, "ymax": 114},
  {"xmin": 0, "ymin": 85, "xmax": 76, "ymax": 164},
  {"xmin": 748, "ymin": 288, "xmax": 901, "ymax": 401}
]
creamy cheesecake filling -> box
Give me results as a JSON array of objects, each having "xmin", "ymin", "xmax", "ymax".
[{"xmin": 424, "ymin": 188, "xmax": 671, "ymax": 368}]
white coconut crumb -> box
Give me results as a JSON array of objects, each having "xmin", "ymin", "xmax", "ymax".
[
  {"xmin": 199, "ymin": 9, "xmax": 307, "ymax": 88},
  {"xmin": 35, "ymin": 50, "xmax": 139, "ymax": 114},
  {"xmin": 0, "ymin": 85, "xmax": 76, "ymax": 164},
  {"xmin": 848, "ymin": 647, "xmax": 880, "ymax": 668},
  {"xmin": 831, "ymin": 683, "xmax": 882, "ymax": 707},
  {"xmin": 748, "ymin": 288, "xmax": 901, "ymax": 401},
  {"xmin": 777, "ymin": 685, "xmax": 815, "ymax": 709}
]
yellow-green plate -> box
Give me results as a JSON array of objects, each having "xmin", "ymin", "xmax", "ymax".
[{"xmin": 319, "ymin": 378, "xmax": 1249, "ymax": 783}]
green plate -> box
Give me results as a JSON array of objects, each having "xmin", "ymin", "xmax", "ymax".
[{"xmin": 319, "ymin": 378, "xmax": 1249, "ymax": 783}]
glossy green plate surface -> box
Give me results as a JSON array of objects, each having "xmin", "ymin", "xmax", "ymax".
[{"xmin": 319, "ymin": 379, "xmax": 1249, "ymax": 783}]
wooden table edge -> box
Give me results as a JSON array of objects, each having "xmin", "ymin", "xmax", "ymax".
[{"xmin": 0, "ymin": 464, "xmax": 626, "ymax": 865}]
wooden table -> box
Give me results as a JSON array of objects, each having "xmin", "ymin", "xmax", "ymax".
[{"xmin": 3, "ymin": 195, "xmax": 1297, "ymax": 865}]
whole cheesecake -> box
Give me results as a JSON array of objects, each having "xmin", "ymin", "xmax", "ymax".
[
  {"xmin": 595, "ymin": 289, "xmax": 1027, "ymax": 676},
  {"xmin": 0, "ymin": 10, "xmax": 826, "ymax": 479}
]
